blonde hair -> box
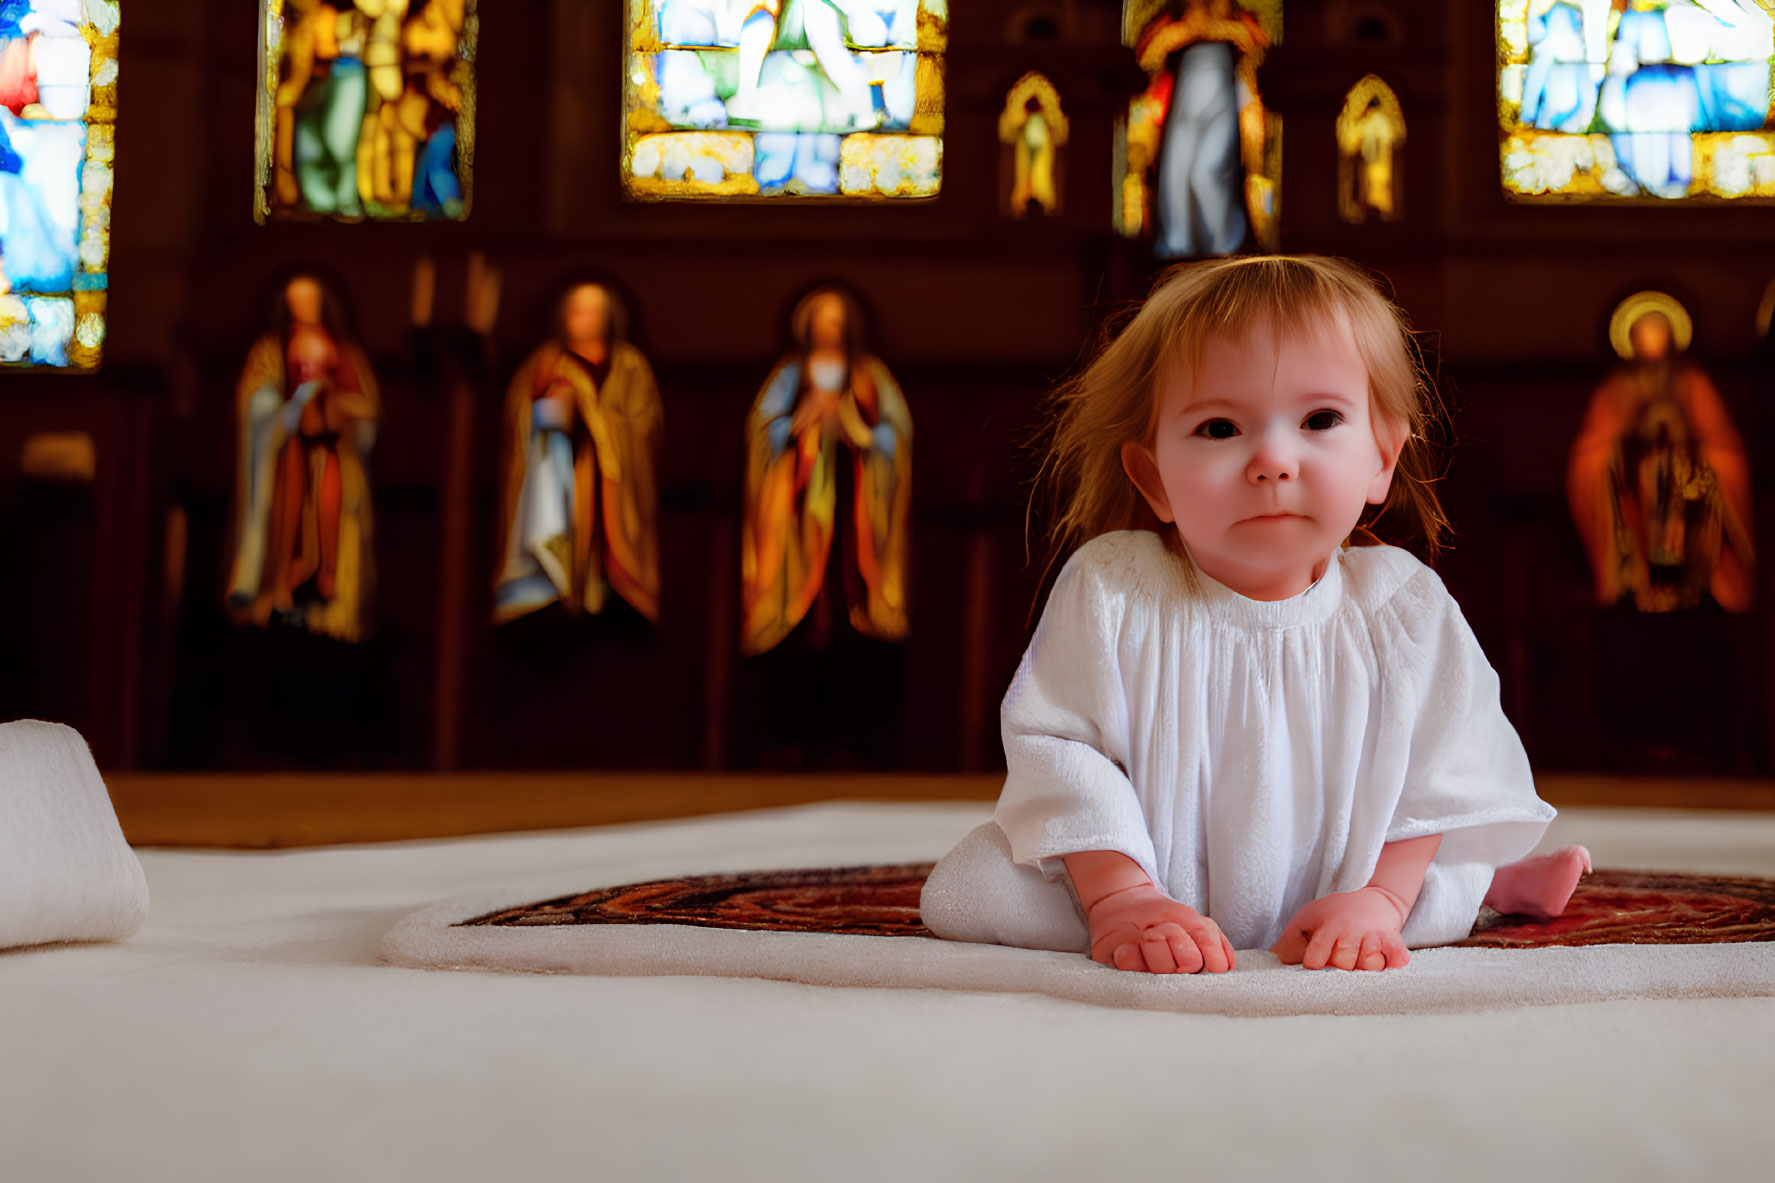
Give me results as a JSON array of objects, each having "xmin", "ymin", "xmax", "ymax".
[{"xmin": 1032, "ymin": 254, "xmax": 1449, "ymax": 581}]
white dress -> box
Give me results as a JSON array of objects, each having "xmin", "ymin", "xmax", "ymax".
[{"xmin": 992, "ymin": 530, "xmax": 1555, "ymax": 951}]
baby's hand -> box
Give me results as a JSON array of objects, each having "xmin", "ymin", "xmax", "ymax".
[
  {"xmin": 1085, "ymin": 884, "xmax": 1236, "ymax": 974},
  {"xmin": 1270, "ymin": 886, "xmax": 1411, "ymax": 971}
]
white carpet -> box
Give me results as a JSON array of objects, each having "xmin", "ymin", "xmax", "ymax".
[
  {"xmin": 383, "ymin": 866, "xmax": 1775, "ymax": 1019},
  {"xmin": 4, "ymin": 801, "xmax": 1775, "ymax": 1182}
]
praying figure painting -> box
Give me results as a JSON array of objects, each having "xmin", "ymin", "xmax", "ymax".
[
  {"xmin": 0, "ymin": 0, "xmax": 116, "ymax": 371},
  {"xmin": 255, "ymin": 0, "xmax": 476, "ymax": 223},
  {"xmin": 493, "ymin": 282, "xmax": 663, "ymax": 627},
  {"xmin": 999, "ymin": 71, "xmax": 1066, "ymax": 217},
  {"xmin": 1115, "ymin": 0, "xmax": 1280, "ymax": 257},
  {"xmin": 1499, "ymin": 0, "xmax": 1775, "ymax": 201},
  {"xmin": 1567, "ymin": 292, "xmax": 1754, "ymax": 614},
  {"xmin": 741, "ymin": 286, "xmax": 911, "ymax": 656},
  {"xmin": 226, "ymin": 274, "xmax": 381, "ymax": 642},
  {"xmin": 623, "ymin": 1, "xmax": 947, "ymax": 200}
]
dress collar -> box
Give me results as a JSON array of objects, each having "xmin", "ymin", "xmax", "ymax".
[{"xmin": 1183, "ymin": 547, "xmax": 1346, "ymax": 629}]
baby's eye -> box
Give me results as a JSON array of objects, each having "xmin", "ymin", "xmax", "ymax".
[
  {"xmin": 1195, "ymin": 419, "xmax": 1239, "ymax": 440},
  {"xmin": 1304, "ymin": 409, "xmax": 1344, "ymax": 431}
]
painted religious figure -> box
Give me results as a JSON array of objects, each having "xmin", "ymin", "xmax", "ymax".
[
  {"xmin": 624, "ymin": 1, "xmax": 947, "ymax": 200},
  {"xmin": 1500, "ymin": 0, "xmax": 1775, "ymax": 201},
  {"xmin": 0, "ymin": 0, "xmax": 116, "ymax": 370},
  {"xmin": 256, "ymin": 0, "xmax": 476, "ymax": 222},
  {"xmin": 1117, "ymin": 0, "xmax": 1280, "ymax": 256},
  {"xmin": 999, "ymin": 71, "xmax": 1066, "ymax": 217},
  {"xmin": 226, "ymin": 273, "xmax": 381, "ymax": 641},
  {"xmin": 740, "ymin": 286, "xmax": 911, "ymax": 656},
  {"xmin": 493, "ymin": 282, "xmax": 662, "ymax": 626},
  {"xmin": 1568, "ymin": 292, "xmax": 1754, "ymax": 614},
  {"xmin": 1336, "ymin": 74, "xmax": 1403, "ymax": 222}
]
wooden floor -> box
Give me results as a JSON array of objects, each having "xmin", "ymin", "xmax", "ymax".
[{"xmin": 106, "ymin": 770, "xmax": 1775, "ymax": 849}]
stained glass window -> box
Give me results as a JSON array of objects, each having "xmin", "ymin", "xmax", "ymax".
[
  {"xmin": 999, "ymin": 71, "xmax": 1065, "ymax": 216},
  {"xmin": 1115, "ymin": 0, "xmax": 1281, "ymax": 257},
  {"xmin": 623, "ymin": 1, "xmax": 947, "ymax": 200},
  {"xmin": 1499, "ymin": 0, "xmax": 1775, "ymax": 201},
  {"xmin": 256, "ymin": 0, "xmax": 477, "ymax": 223},
  {"xmin": 1337, "ymin": 74, "xmax": 1403, "ymax": 222},
  {"xmin": 0, "ymin": 0, "xmax": 116, "ymax": 371}
]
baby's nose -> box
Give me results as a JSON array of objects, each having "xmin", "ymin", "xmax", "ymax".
[{"xmin": 1249, "ymin": 452, "xmax": 1296, "ymax": 482}]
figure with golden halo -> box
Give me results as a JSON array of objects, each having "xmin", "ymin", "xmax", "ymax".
[
  {"xmin": 1567, "ymin": 291, "xmax": 1753, "ymax": 614},
  {"xmin": 493, "ymin": 281, "xmax": 662, "ymax": 626},
  {"xmin": 226, "ymin": 272, "xmax": 380, "ymax": 642}
]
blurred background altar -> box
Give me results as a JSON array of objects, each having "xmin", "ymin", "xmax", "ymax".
[{"xmin": 1, "ymin": 0, "xmax": 1772, "ymax": 828}]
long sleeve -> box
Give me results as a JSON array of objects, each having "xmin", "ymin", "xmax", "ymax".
[
  {"xmin": 996, "ymin": 549, "xmax": 1162, "ymax": 887},
  {"xmin": 225, "ymin": 336, "xmax": 287, "ymax": 612},
  {"xmin": 1376, "ymin": 571, "xmax": 1554, "ymax": 945},
  {"xmin": 1679, "ymin": 366, "xmax": 1755, "ymax": 612},
  {"xmin": 1682, "ymin": 366, "xmax": 1751, "ymax": 520}
]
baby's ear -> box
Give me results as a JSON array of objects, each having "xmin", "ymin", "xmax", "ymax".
[
  {"xmin": 1121, "ymin": 440, "xmax": 1174, "ymax": 523},
  {"xmin": 1367, "ymin": 413, "xmax": 1409, "ymax": 505}
]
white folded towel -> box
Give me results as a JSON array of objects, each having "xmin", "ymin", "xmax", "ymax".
[{"xmin": 0, "ymin": 720, "xmax": 148, "ymax": 950}]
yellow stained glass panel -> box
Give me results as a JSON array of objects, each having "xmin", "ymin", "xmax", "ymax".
[
  {"xmin": 256, "ymin": 0, "xmax": 478, "ymax": 223},
  {"xmin": 623, "ymin": 1, "xmax": 947, "ymax": 201}
]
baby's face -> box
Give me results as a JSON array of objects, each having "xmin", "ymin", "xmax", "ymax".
[{"xmin": 1127, "ymin": 312, "xmax": 1402, "ymax": 601}]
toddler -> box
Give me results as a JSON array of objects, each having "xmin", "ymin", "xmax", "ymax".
[{"xmin": 921, "ymin": 256, "xmax": 1590, "ymax": 973}]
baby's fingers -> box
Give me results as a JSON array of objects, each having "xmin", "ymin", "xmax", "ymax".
[
  {"xmin": 1381, "ymin": 931, "xmax": 1411, "ymax": 970},
  {"xmin": 1356, "ymin": 932, "xmax": 1388, "ymax": 972},
  {"xmin": 1155, "ymin": 925, "xmax": 1205, "ymax": 974},
  {"xmin": 1111, "ymin": 942, "xmax": 1144, "ymax": 972},
  {"xmin": 1140, "ymin": 926, "xmax": 1181, "ymax": 974},
  {"xmin": 1271, "ymin": 926, "xmax": 1308, "ymax": 965},
  {"xmin": 1328, "ymin": 933, "xmax": 1361, "ymax": 972},
  {"xmin": 1220, "ymin": 929, "xmax": 1238, "ymax": 972},
  {"xmin": 1301, "ymin": 925, "xmax": 1341, "ymax": 970},
  {"xmin": 1190, "ymin": 923, "xmax": 1231, "ymax": 974}
]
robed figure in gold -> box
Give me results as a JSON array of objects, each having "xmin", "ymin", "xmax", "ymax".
[
  {"xmin": 493, "ymin": 282, "xmax": 662, "ymax": 625},
  {"xmin": 1000, "ymin": 72, "xmax": 1068, "ymax": 218},
  {"xmin": 226, "ymin": 274, "xmax": 380, "ymax": 642},
  {"xmin": 741, "ymin": 286, "xmax": 912, "ymax": 657},
  {"xmin": 1568, "ymin": 294, "xmax": 1754, "ymax": 615}
]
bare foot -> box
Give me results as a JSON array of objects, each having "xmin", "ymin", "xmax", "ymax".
[{"xmin": 1483, "ymin": 845, "xmax": 1593, "ymax": 919}]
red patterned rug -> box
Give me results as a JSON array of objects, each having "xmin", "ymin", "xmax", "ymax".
[{"xmin": 462, "ymin": 865, "xmax": 1775, "ymax": 948}]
